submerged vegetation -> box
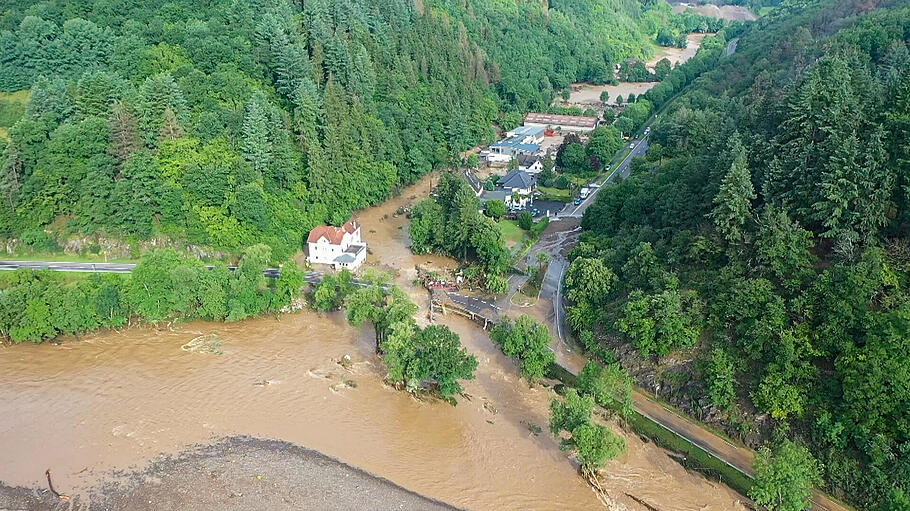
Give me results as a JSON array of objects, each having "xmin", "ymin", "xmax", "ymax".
[{"xmin": 311, "ymin": 269, "xmax": 477, "ymax": 400}]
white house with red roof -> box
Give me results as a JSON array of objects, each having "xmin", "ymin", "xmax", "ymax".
[{"xmin": 306, "ymin": 218, "xmax": 367, "ymax": 270}]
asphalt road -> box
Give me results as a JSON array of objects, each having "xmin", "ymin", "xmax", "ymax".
[
  {"xmin": 559, "ymin": 136, "xmax": 650, "ymax": 219},
  {"xmin": 0, "ymin": 260, "xmax": 320, "ymax": 283},
  {"xmin": 0, "ymin": 260, "xmax": 137, "ymax": 273}
]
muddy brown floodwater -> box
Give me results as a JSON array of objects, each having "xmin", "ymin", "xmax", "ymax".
[{"xmin": 0, "ymin": 175, "xmax": 748, "ymax": 510}]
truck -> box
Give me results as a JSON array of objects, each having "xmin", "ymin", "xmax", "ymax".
[{"xmin": 579, "ymin": 187, "xmax": 590, "ymax": 199}]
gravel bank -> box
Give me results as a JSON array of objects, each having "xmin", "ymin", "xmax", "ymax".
[{"xmin": 0, "ymin": 436, "xmax": 461, "ymax": 511}]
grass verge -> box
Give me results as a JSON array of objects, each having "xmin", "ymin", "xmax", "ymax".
[
  {"xmin": 537, "ymin": 186, "xmax": 572, "ymax": 201},
  {"xmin": 498, "ymin": 220, "xmax": 526, "ymax": 249},
  {"xmin": 627, "ymin": 411, "xmax": 754, "ymax": 497}
]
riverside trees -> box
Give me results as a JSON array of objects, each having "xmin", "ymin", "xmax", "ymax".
[
  {"xmin": 311, "ymin": 269, "xmax": 477, "ymax": 400},
  {"xmin": 750, "ymin": 440, "xmax": 822, "ymax": 511},
  {"xmin": 0, "ymin": 245, "xmax": 302, "ymax": 343},
  {"xmin": 489, "ymin": 315, "xmax": 555, "ymax": 382},
  {"xmin": 549, "ymin": 388, "xmax": 626, "ymax": 472},
  {"xmin": 409, "ymin": 173, "xmax": 509, "ymax": 291}
]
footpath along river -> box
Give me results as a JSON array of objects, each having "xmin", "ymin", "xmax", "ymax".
[{"xmin": 0, "ymin": 174, "xmax": 747, "ymax": 510}]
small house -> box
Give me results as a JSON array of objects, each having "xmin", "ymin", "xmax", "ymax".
[{"xmin": 516, "ymin": 154, "xmax": 544, "ymax": 173}]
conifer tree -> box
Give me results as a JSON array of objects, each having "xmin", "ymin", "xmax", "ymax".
[
  {"xmin": 710, "ymin": 136, "xmax": 755, "ymax": 244},
  {"xmin": 107, "ymin": 100, "xmax": 141, "ymax": 164},
  {"xmin": 241, "ymin": 92, "xmax": 272, "ymax": 180}
]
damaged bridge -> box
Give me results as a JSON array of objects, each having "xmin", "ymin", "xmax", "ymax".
[{"xmin": 430, "ymin": 289, "xmax": 501, "ymax": 329}]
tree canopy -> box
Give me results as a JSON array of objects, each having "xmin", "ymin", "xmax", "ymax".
[{"xmin": 569, "ymin": 2, "xmax": 910, "ymax": 507}]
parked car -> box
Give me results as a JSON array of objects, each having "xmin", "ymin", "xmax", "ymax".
[
  {"xmin": 574, "ymin": 199, "xmax": 582, "ymax": 205},
  {"xmin": 628, "ymin": 142, "xmax": 635, "ymax": 149}
]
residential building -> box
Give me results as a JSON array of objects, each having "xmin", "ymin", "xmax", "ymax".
[
  {"xmin": 494, "ymin": 169, "xmax": 537, "ymax": 210},
  {"xmin": 516, "ymin": 154, "xmax": 544, "ymax": 173},
  {"xmin": 306, "ymin": 218, "xmax": 367, "ymax": 270},
  {"xmin": 524, "ymin": 112, "xmax": 599, "ymax": 132}
]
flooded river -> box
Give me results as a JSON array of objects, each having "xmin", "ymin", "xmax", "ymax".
[{"xmin": 0, "ymin": 175, "xmax": 747, "ymax": 510}]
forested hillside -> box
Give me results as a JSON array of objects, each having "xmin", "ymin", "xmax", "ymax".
[
  {"xmin": 0, "ymin": 0, "xmax": 706, "ymax": 260},
  {"xmin": 570, "ymin": 0, "xmax": 910, "ymax": 508}
]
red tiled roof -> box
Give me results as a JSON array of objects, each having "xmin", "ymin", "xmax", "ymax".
[
  {"xmin": 306, "ymin": 219, "xmax": 359, "ymax": 245},
  {"xmin": 342, "ymin": 218, "xmax": 359, "ymax": 234}
]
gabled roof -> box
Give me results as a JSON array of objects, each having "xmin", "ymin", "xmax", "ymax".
[
  {"xmin": 307, "ymin": 219, "xmax": 359, "ymax": 245},
  {"xmin": 464, "ymin": 170, "xmax": 483, "ymax": 193},
  {"xmin": 498, "ymin": 169, "xmax": 536, "ymax": 189},
  {"xmin": 516, "ymin": 154, "xmax": 541, "ymax": 166},
  {"xmin": 341, "ymin": 218, "xmax": 359, "ymax": 234}
]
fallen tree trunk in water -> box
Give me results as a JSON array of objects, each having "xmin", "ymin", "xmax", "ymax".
[{"xmin": 45, "ymin": 469, "xmax": 70, "ymax": 501}]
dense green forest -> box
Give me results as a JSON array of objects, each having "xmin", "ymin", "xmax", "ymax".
[
  {"xmin": 0, "ymin": 0, "xmax": 713, "ymax": 261},
  {"xmin": 569, "ymin": 0, "xmax": 910, "ymax": 508}
]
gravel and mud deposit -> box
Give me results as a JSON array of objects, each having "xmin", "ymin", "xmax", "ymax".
[{"xmin": 0, "ymin": 436, "xmax": 459, "ymax": 511}]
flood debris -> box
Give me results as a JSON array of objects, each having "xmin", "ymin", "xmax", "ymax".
[
  {"xmin": 181, "ymin": 334, "xmax": 223, "ymax": 355},
  {"xmin": 44, "ymin": 469, "xmax": 69, "ymax": 502},
  {"xmin": 625, "ymin": 493, "xmax": 663, "ymax": 511}
]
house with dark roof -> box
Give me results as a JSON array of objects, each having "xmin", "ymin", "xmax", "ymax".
[
  {"xmin": 306, "ymin": 218, "xmax": 367, "ymax": 270},
  {"xmin": 487, "ymin": 169, "xmax": 537, "ymax": 210},
  {"xmin": 516, "ymin": 154, "xmax": 543, "ymax": 173}
]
